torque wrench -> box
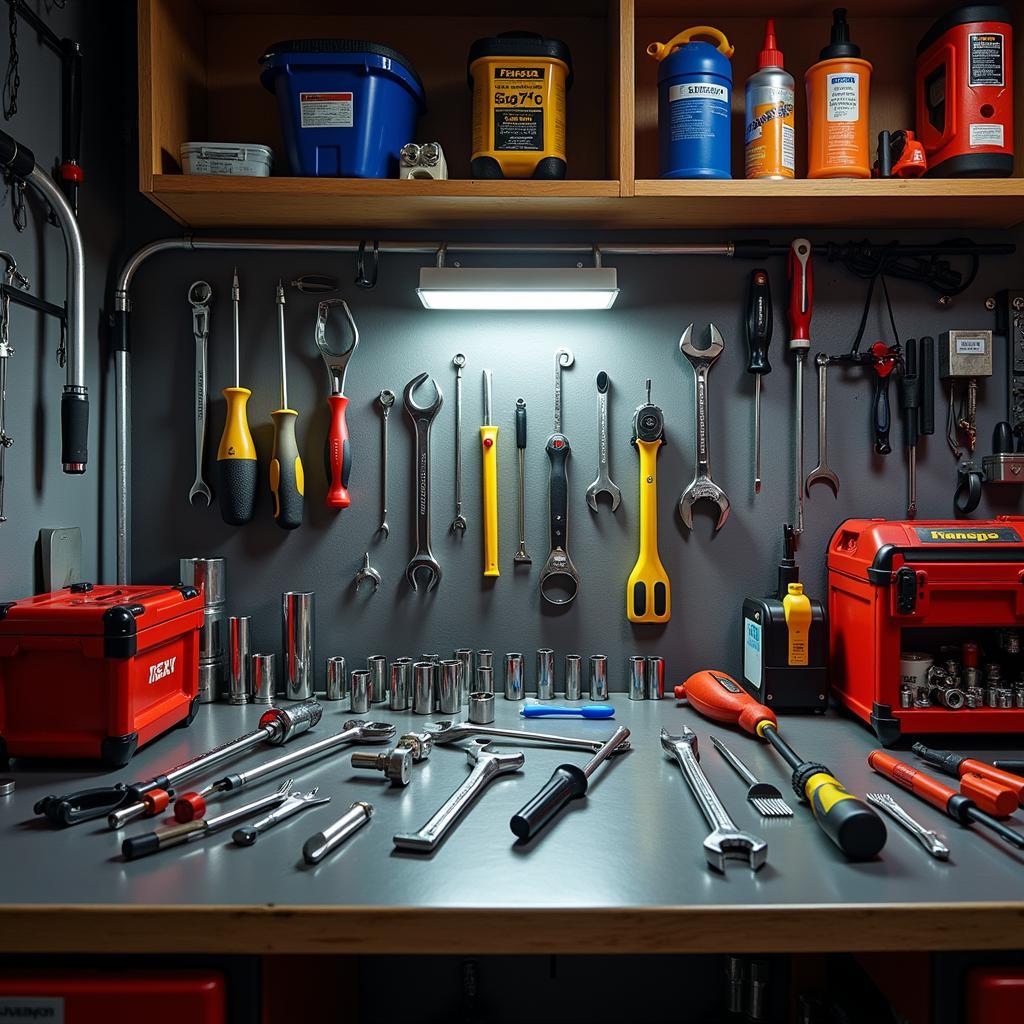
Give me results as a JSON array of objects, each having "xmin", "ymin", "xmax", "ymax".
[
  {"xmin": 33, "ymin": 700, "xmax": 323, "ymax": 828},
  {"xmin": 187, "ymin": 280, "xmax": 213, "ymax": 506},
  {"xmin": 585, "ymin": 371, "xmax": 622, "ymax": 512},
  {"xmin": 270, "ymin": 280, "xmax": 303, "ymax": 528},
  {"xmin": 314, "ymin": 298, "xmax": 359, "ymax": 510},
  {"xmin": 787, "ymin": 239, "xmax": 812, "ymax": 534},
  {"xmin": 677, "ymin": 670, "xmax": 887, "ymax": 859},
  {"xmin": 745, "ymin": 269, "xmax": 772, "ymax": 495},
  {"xmin": 451, "ymin": 353, "xmax": 467, "ymax": 533},
  {"xmin": 377, "ymin": 389, "xmax": 395, "ymax": 537},
  {"xmin": 481, "ymin": 368, "xmax": 499, "ymax": 573},
  {"xmin": 865, "ymin": 793, "xmax": 949, "ymax": 860},
  {"xmin": 514, "ymin": 397, "xmax": 531, "ymax": 564},
  {"xmin": 510, "ymin": 725, "xmax": 630, "ymax": 839}
]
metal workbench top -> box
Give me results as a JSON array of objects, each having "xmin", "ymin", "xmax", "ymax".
[{"xmin": 2, "ymin": 699, "xmax": 1022, "ymax": 954}]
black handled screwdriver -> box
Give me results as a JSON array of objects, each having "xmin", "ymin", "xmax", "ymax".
[
  {"xmin": 900, "ymin": 337, "xmax": 920, "ymax": 518},
  {"xmin": 509, "ymin": 725, "xmax": 630, "ymax": 840},
  {"xmin": 745, "ymin": 270, "xmax": 773, "ymax": 495}
]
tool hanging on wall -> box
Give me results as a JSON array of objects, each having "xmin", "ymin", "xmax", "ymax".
[
  {"xmin": 540, "ymin": 348, "xmax": 580, "ymax": 606},
  {"xmin": 994, "ymin": 290, "xmax": 1024, "ymax": 449},
  {"xmin": 745, "ymin": 269, "xmax": 772, "ymax": 495},
  {"xmin": 376, "ymin": 388, "xmax": 394, "ymax": 538},
  {"xmin": 627, "ymin": 378, "xmax": 669, "ymax": 623},
  {"xmin": 187, "ymin": 281, "xmax": 212, "ymax": 507},
  {"xmin": 787, "ymin": 239, "xmax": 811, "ymax": 535},
  {"xmin": 270, "ymin": 280, "xmax": 303, "ymax": 529},
  {"xmin": 585, "ymin": 371, "xmax": 621, "ymax": 512},
  {"xmin": 215, "ymin": 269, "xmax": 257, "ymax": 525},
  {"xmin": 450, "ymin": 354, "xmax": 466, "ymax": 534},
  {"xmin": 804, "ymin": 355, "xmax": 839, "ymax": 498},
  {"xmin": 404, "ymin": 373, "xmax": 443, "ymax": 591},
  {"xmin": 0, "ymin": 250, "xmax": 27, "ymax": 523},
  {"xmin": 480, "ymin": 368, "xmax": 498, "ymax": 575},
  {"xmin": 898, "ymin": 336, "xmax": 936, "ymax": 519},
  {"xmin": 513, "ymin": 397, "xmax": 531, "ymax": 566},
  {"xmin": 314, "ymin": 297, "xmax": 358, "ymax": 510}
]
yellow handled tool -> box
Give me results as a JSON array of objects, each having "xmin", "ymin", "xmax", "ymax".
[
  {"xmin": 627, "ymin": 379, "xmax": 670, "ymax": 623},
  {"xmin": 481, "ymin": 369, "xmax": 499, "ymax": 576},
  {"xmin": 270, "ymin": 280, "xmax": 304, "ymax": 530}
]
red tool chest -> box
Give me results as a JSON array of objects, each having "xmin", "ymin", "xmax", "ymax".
[
  {"xmin": 0, "ymin": 583, "xmax": 204, "ymax": 765},
  {"xmin": 828, "ymin": 517, "xmax": 1024, "ymax": 744}
]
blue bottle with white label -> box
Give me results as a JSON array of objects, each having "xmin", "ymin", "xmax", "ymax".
[{"xmin": 646, "ymin": 27, "xmax": 734, "ymax": 179}]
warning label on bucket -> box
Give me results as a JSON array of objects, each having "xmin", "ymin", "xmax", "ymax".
[{"xmin": 299, "ymin": 92, "xmax": 354, "ymax": 129}]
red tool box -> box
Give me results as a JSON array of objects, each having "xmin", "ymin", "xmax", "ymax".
[
  {"xmin": 828, "ymin": 517, "xmax": 1024, "ymax": 744},
  {"xmin": 0, "ymin": 583, "xmax": 204, "ymax": 765}
]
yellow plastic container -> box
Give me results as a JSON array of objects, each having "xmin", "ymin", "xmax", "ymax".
[{"xmin": 468, "ymin": 32, "xmax": 572, "ymax": 179}]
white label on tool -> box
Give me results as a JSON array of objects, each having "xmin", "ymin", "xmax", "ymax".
[
  {"xmin": 970, "ymin": 123, "xmax": 1004, "ymax": 148},
  {"xmin": 0, "ymin": 998, "xmax": 64, "ymax": 1023},
  {"xmin": 668, "ymin": 82, "xmax": 728, "ymax": 103},
  {"xmin": 744, "ymin": 618, "xmax": 763, "ymax": 688},
  {"xmin": 826, "ymin": 73, "xmax": 859, "ymax": 122},
  {"xmin": 956, "ymin": 335, "xmax": 988, "ymax": 354},
  {"xmin": 299, "ymin": 91, "xmax": 354, "ymax": 129}
]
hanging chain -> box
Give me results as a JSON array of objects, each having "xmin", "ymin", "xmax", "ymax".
[{"xmin": 3, "ymin": 0, "xmax": 19, "ymax": 121}]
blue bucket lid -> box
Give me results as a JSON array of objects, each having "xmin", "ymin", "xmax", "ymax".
[
  {"xmin": 260, "ymin": 38, "xmax": 426, "ymax": 104},
  {"xmin": 658, "ymin": 39, "xmax": 733, "ymax": 84}
]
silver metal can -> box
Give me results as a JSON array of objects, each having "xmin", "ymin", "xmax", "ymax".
[
  {"xmin": 282, "ymin": 591, "xmax": 315, "ymax": 701},
  {"xmin": 228, "ymin": 615, "xmax": 252, "ymax": 705},
  {"xmin": 536, "ymin": 649, "xmax": 555, "ymax": 700},
  {"xmin": 325, "ymin": 656, "xmax": 346, "ymax": 701}
]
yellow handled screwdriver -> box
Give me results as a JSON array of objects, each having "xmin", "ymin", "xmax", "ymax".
[
  {"xmin": 215, "ymin": 268, "xmax": 257, "ymax": 525},
  {"xmin": 269, "ymin": 280, "xmax": 303, "ymax": 530},
  {"xmin": 626, "ymin": 379, "xmax": 670, "ymax": 622},
  {"xmin": 481, "ymin": 369, "xmax": 499, "ymax": 576}
]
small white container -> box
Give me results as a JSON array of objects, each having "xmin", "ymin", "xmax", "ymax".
[{"xmin": 180, "ymin": 141, "xmax": 273, "ymax": 177}]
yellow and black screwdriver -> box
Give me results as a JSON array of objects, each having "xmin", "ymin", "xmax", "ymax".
[
  {"xmin": 269, "ymin": 280, "xmax": 303, "ymax": 530},
  {"xmin": 215, "ymin": 268, "xmax": 257, "ymax": 525}
]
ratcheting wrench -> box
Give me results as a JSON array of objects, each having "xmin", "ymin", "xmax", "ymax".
[
  {"xmin": 231, "ymin": 785, "xmax": 331, "ymax": 846},
  {"xmin": 314, "ymin": 298, "xmax": 359, "ymax": 510},
  {"xmin": 661, "ymin": 727, "xmax": 767, "ymax": 871},
  {"xmin": 188, "ymin": 281, "xmax": 213, "ymax": 506},
  {"xmin": 393, "ymin": 741, "xmax": 524, "ymax": 852},
  {"xmin": 404, "ymin": 373, "xmax": 444, "ymax": 591},
  {"xmin": 805, "ymin": 354, "xmax": 839, "ymax": 497},
  {"xmin": 678, "ymin": 324, "xmax": 730, "ymax": 531},
  {"xmin": 425, "ymin": 719, "xmax": 631, "ymax": 755},
  {"xmin": 451, "ymin": 353, "xmax": 467, "ymax": 533},
  {"xmin": 586, "ymin": 371, "xmax": 622, "ymax": 512},
  {"xmin": 377, "ymin": 389, "xmax": 395, "ymax": 538}
]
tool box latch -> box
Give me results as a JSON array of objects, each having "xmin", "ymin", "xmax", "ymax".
[{"xmin": 895, "ymin": 566, "xmax": 917, "ymax": 614}]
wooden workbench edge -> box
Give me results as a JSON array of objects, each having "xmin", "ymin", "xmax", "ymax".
[{"xmin": 2, "ymin": 902, "xmax": 1022, "ymax": 953}]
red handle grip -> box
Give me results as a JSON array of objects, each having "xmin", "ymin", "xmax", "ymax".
[
  {"xmin": 675, "ymin": 670, "xmax": 777, "ymax": 736},
  {"xmin": 325, "ymin": 394, "xmax": 351, "ymax": 509},
  {"xmin": 961, "ymin": 759, "xmax": 1024, "ymax": 806},
  {"xmin": 868, "ymin": 750, "xmax": 955, "ymax": 813},
  {"xmin": 960, "ymin": 772, "xmax": 1018, "ymax": 818},
  {"xmin": 787, "ymin": 238, "xmax": 813, "ymax": 348}
]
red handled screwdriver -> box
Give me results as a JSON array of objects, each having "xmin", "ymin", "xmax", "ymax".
[{"xmin": 868, "ymin": 750, "xmax": 1024, "ymax": 851}]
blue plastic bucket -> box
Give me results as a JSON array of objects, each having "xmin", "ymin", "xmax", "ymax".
[{"xmin": 259, "ymin": 39, "xmax": 426, "ymax": 178}]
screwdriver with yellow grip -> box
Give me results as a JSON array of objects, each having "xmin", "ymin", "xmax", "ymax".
[
  {"xmin": 481, "ymin": 369, "xmax": 499, "ymax": 576},
  {"xmin": 676, "ymin": 670, "xmax": 887, "ymax": 860},
  {"xmin": 269, "ymin": 280, "xmax": 303, "ymax": 530},
  {"xmin": 216, "ymin": 268, "xmax": 257, "ymax": 525}
]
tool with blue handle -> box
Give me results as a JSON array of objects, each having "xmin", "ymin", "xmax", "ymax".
[{"xmin": 521, "ymin": 703, "xmax": 615, "ymax": 719}]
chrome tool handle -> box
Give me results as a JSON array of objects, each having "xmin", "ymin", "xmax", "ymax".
[
  {"xmin": 708, "ymin": 735, "xmax": 759, "ymax": 787},
  {"xmin": 672, "ymin": 743, "xmax": 738, "ymax": 833},
  {"xmin": 303, "ymin": 801, "xmax": 373, "ymax": 864}
]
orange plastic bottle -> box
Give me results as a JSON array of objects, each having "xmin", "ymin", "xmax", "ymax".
[{"xmin": 805, "ymin": 8, "xmax": 872, "ymax": 179}]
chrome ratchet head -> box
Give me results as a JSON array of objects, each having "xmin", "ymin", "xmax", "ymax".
[
  {"xmin": 539, "ymin": 547, "xmax": 580, "ymax": 606},
  {"xmin": 422, "ymin": 720, "xmax": 470, "ymax": 744}
]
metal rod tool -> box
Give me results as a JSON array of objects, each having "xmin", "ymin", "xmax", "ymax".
[
  {"xmin": 787, "ymin": 239, "xmax": 813, "ymax": 534},
  {"xmin": 187, "ymin": 280, "xmax": 213, "ymax": 506},
  {"xmin": 425, "ymin": 719, "xmax": 629, "ymax": 754},
  {"xmin": 745, "ymin": 269, "xmax": 772, "ymax": 495},
  {"xmin": 451, "ymin": 353, "xmax": 467, "ymax": 533},
  {"xmin": 514, "ymin": 397, "xmax": 531, "ymax": 564},
  {"xmin": 865, "ymin": 792, "xmax": 949, "ymax": 860},
  {"xmin": 303, "ymin": 801, "xmax": 373, "ymax": 864},
  {"xmin": 376, "ymin": 389, "xmax": 394, "ymax": 537},
  {"xmin": 232, "ymin": 786, "xmax": 330, "ymax": 845}
]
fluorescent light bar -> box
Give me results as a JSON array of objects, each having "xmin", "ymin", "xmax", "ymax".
[{"xmin": 417, "ymin": 266, "xmax": 619, "ymax": 310}]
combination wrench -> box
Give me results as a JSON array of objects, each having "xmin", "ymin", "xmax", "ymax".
[
  {"xmin": 404, "ymin": 373, "xmax": 444, "ymax": 591},
  {"xmin": 805, "ymin": 354, "xmax": 840, "ymax": 497},
  {"xmin": 393, "ymin": 741, "xmax": 524, "ymax": 852},
  {"xmin": 425, "ymin": 719, "xmax": 631, "ymax": 755},
  {"xmin": 661, "ymin": 727, "xmax": 767, "ymax": 871},
  {"xmin": 678, "ymin": 323, "xmax": 730, "ymax": 531},
  {"xmin": 188, "ymin": 280, "xmax": 213, "ymax": 506},
  {"xmin": 585, "ymin": 371, "xmax": 622, "ymax": 512},
  {"xmin": 377, "ymin": 389, "xmax": 395, "ymax": 538},
  {"xmin": 450, "ymin": 353, "xmax": 467, "ymax": 533}
]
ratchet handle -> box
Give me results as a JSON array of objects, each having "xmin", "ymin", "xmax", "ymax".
[
  {"xmin": 509, "ymin": 764, "xmax": 587, "ymax": 840},
  {"xmin": 745, "ymin": 269, "xmax": 773, "ymax": 375},
  {"xmin": 868, "ymin": 750, "xmax": 955, "ymax": 814},
  {"xmin": 675, "ymin": 670, "xmax": 777, "ymax": 736},
  {"xmin": 546, "ymin": 434, "xmax": 571, "ymax": 550},
  {"xmin": 325, "ymin": 394, "xmax": 351, "ymax": 509},
  {"xmin": 270, "ymin": 408, "xmax": 304, "ymax": 529},
  {"xmin": 786, "ymin": 239, "xmax": 813, "ymax": 350},
  {"xmin": 515, "ymin": 399, "xmax": 527, "ymax": 448}
]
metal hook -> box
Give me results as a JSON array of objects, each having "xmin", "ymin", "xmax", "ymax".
[{"xmin": 355, "ymin": 240, "xmax": 379, "ymax": 289}]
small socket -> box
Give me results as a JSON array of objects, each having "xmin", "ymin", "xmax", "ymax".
[
  {"xmin": 469, "ymin": 691, "xmax": 495, "ymax": 724},
  {"xmin": 349, "ymin": 669, "xmax": 371, "ymax": 714},
  {"xmin": 325, "ymin": 656, "xmax": 347, "ymax": 701},
  {"xmin": 589, "ymin": 655, "xmax": 608, "ymax": 701},
  {"xmin": 564, "ymin": 654, "xmax": 582, "ymax": 700}
]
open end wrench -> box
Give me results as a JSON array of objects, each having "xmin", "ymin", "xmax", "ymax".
[
  {"xmin": 678, "ymin": 324, "xmax": 730, "ymax": 531},
  {"xmin": 393, "ymin": 741, "xmax": 524, "ymax": 852},
  {"xmin": 404, "ymin": 373, "xmax": 444, "ymax": 591},
  {"xmin": 450, "ymin": 354, "xmax": 467, "ymax": 533},
  {"xmin": 377, "ymin": 389, "xmax": 395, "ymax": 538},
  {"xmin": 354, "ymin": 552, "xmax": 381, "ymax": 593},
  {"xmin": 425, "ymin": 719, "xmax": 631, "ymax": 755},
  {"xmin": 661, "ymin": 727, "xmax": 767, "ymax": 872},
  {"xmin": 231, "ymin": 786, "xmax": 331, "ymax": 846},
  {"xmin": 188, "ymin": 281, "xmax": 213, "ymax": 506},
  {"xmin": 586, "ymin": 371, "xmax": 622, "ymax": 512},
  {"xmin": 805, "ymin": 354, "xmax": 839, "ymax": 497}
]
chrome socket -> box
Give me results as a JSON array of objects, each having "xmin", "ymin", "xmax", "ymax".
[
  {"xmin": 325, "ymin": 656, "xmax": 347, "ymax": 701},
  {"xmin": 349, "ymin": 669, "xmax": 371, "ymax": 714},
  {"xmin": 228, "ymin": 615, "xmax": 252, "ymax": 705},
  {"xmin": 536, "ymin": 648, "xmax": 555, "ymax": 700},
  {"xmin": 413, "ymin": 661, "xmax": 434, "ymax": 715},
  {"xmin": 628, "ymin": 655, "xmax": 647, "ymax": 700},
  {"xmin": 389, "ymin": 657, "xmax": 413, "ymax": 711},
  {"xmin": 589, "ymin": 655, "xmax": 608, "ymax": 701},
  {"xmin": 368, "ymin": 654, "xmax": 388, "ymax": 704},
  {"xmin": 564, "ymin": 654, "xmax": 582, "ymax": 700},
  {"xmin": 505, "ymin": 652, "xmax": 524, "ymax": 701},
  {"xmin": 439, "ymin": 659, "xmax": 462, "ymax": 714},
  {"xmin": 646, "ymin": 655, "xmax": 665, "ymax": 700},
  {"xmin": 251, "ymin": 652, "xmax": 277, "ymax": 705},
  {"xmin": 282, "ymin": 591, "xmax": 315, "ymax": 701},
  {"xmin": 469, "ymin": 691, "xmax": 495, "ymax": 724},
  {"xmin": 455, "ymin": 649, "xmax": 473, "ymax": 706}
]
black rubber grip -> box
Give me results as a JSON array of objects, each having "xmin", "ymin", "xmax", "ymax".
[
  {"xmin": 0, "ymin": 128, "xmax": 36, "ymax": 178},
  {"xmin": 920, "ymin": 337, "xmax": 935, "ymax": 436},
  {"xmin": 510, "ymin": 764, "xmax": 588, "ymax": 840},
  {"xmin": 745, "ymin": 270, "xmax": 773, "ymax": 375},
  {"xmin": 545, "ymin": 434, "xmax": 571, "ymax": 550},
  {"xmin": 270, "ymin": 409, "xmax": 303, "ymax": 530},
  {"xmin": 515, "ymin": 400, "xmax": 527, "ymax": 449},
  {"xmin": 731, "ymin": 239, "xmax": 774, "ymax": 260},
  {"xmin": 911, "ymin": 742, "xmax": 963, "ymax": 778},
  {"xmin": 121, "ymin": 832, "xmax": 160, "ymax": 860},
  {"xmin": 217, "ymin": 457, "xmax": 257, "ymax": 526},
  {"xmin": 872, "ymin": 374, "xmax": 891, "ymax": 456},
  {"xmin": 34, "ymin": 784, "xmax": 129, "ymax": 826},
  {"xmin": 61, "ymin": 389, "xmax": 88, "ymax": 470},
  {"xmin": 111, "ymin": 309, "xmax": 130, "ymax": 354}
]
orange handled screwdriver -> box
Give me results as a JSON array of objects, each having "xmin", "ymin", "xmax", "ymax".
[
  {"xmin": 270, "ymin": 281, "xmax": 303, "ymax": 529},
  {"xmin": 676, "ymin": 670, "xmax": 887, "ymax": 859},
  {"xmin": 912, "ymin": 742, "xmax": 1024, "ymax": 808},
  {"xmin": 868, "ymin": 751, "xmax": 1024, "ymax": 851},
  {"xmin": 314, "ymin": 299, "xmax": 358, "ymax": 510}
]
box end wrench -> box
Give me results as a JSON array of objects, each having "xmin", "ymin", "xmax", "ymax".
[
  {"xmin": 187, "ymin": 280, "xmax": 213, "ymax": 506},
  {"xmin": 393, "ymin": 740, "xmax": 524, "ymax": 852},
  {"xmin": 661, "ymin": 727, "xmax": 767, "ymax": 872},
  {"xmin": 404, "ymin": 373, "xmax": 444, "ymax": 591},
  {"xmin": 804, "ymin": 354, "xmax": 839, "ymax": 498},
  {"xmin": 314, "ymin": 298, "xmax": 359, "ymax": 510},
  {"xmin": 585, "ymin": 371, "xmax": 622, "ymax": 512}
]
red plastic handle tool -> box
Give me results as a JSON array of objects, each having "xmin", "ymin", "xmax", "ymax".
[
  {"xmin": 325, "ymin": 394, "xmax": 351, "ymax": 509},
  {"xmin": 787, "ymin": 239, "xmax": 813, "ymax": 353},
  {"xmin": 868, "ymin": 750, "xmax": 956, "ymax": 814},
  {"xmin": 675, "ymin": 669, "xmax": 777, "ymax": 736},
  {"xmin": 960, "ymin": 772, "xmax": 1018, "ymax": 818},
  {"xmin": 961, "ymin": 759, "xmax": 1024, "ymax": 805}
]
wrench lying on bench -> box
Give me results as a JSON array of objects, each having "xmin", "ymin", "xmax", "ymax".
[
  {"xmin": 661, "ymin": 727, "xmax": 767, "ymax": 872},
  {"xmin": 425, "ymin": 720, "xmax": 631, "ymax": 755}
]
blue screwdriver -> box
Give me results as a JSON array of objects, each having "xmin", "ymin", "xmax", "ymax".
[{"xmin": 521, "ymin": 703, "xmax": 614, "ymax": 719}]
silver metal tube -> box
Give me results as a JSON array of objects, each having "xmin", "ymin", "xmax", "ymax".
[
  {"xmin": 368, "ymin": 655, "xmax": 388, "ymax": 704},
  {"xmin": 251, "ymin": 653, "xmax": 277, "ymax": 705},
  {"xmin": 476, "ymin": 666, "xmax": 494, "ymax": 694},
  {"xmin": 325, "ymin": 656, "xmax": 346, "ymax": 701},
  {"xmin": 115, "ymin": 349, "xmax": 130, "ymax": 582},
  {"xmin": 504, "ymin": 653, "xmax": 524, "ymax": 701},
  {"xmin": 646, "ymin": 656, "xmax": 665, "ymax": 700},
  {"xmin": 389, "ymin": 657, "xmax": 412, "ymax": 711},
  {"xmin": 477, "ymin": 650, "xmax": 493, "ymax": 671},
  {"xmin": 303, "ymin": 800, "xmax": 373, "ymax": 864},
  {"xmin": 589, "ymin": 655, "xmax": 608, "ymax": 701},
  {"xmin": 564, "ymin": 655, "xmax": 582, "ymax": 700},
  {"xmin": 282, "ymin": 591, "xmax": 315, "ymax": 700},
  {"xmin": 412, "ymin": 662, "xmax": 434, "ymax": 715},
  {"xmin": 455, "ymin": 649, "xmax": 473, "ymax": 706},
  {"xmin": 228, "ymin": 616, "xmax": 252, "ymax": 704},
  {"xmin": 629, "ymin": 656, "xmax": 647, "ymax": 701},
  {"xmin": 439, "ymin": 660, "xmax": 461, "ymax": 714},
  {"xmin": 469, "ymin": 691, "xmax": 495, "ymax": 724},
  {"xmin": 536, "ymin": 649, "xmax": 554, "ymax": 700},
  {"xmin": 349, "ymin": 670, "xmax": 370, "ymax": 714}
]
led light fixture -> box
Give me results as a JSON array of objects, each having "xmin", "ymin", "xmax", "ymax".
[{"xmin": 417, "ymin": 266, "xmax": 619, "ymax": 311}]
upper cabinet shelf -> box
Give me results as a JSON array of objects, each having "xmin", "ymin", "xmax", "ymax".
[{"xmin": 139, "ymin": 0, "xmax": 1024, "ymax": 231}]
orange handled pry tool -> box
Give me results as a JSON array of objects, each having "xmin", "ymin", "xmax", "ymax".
[{"xmin": 314, "ymin": 298, "xmax": 358, "ymax": 510}]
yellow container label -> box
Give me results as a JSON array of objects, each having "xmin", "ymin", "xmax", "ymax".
[
  {"xmin": 783, "ymin": 582, "xmax": 811, "ymax": 666},
  {"xmin": 744, "ymin": 95, "xmax": 795, "ymax": 178}
]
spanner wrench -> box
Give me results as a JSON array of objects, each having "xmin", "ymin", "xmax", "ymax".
[
  {"xmin": 393, "ymin": 740, "xmax": 524, "ymax": 852},
  {"xmin": 661, "ymin": 727, "xmax": 767, "ymax": 871},
  {"xmin": 188, "ymin": 281, "xmax": 213, "ymax": 506},
  {"xmin": 805, "ymin": 354, "xmax": 839, "ymax": 497},
  {"xmin": 404, "ymin": 373, "xmax": 444, "ymax": 591},
  {"xmin": 425, "ymin": 719, "xmax": 631, "ymax": 755},
  {"xmin": 586, "ymin": 371, "xmax": 622, "ymax": 512},
  {"xmin": 678, "ymin": 324, "xmax": 730, "ymax": 531}
]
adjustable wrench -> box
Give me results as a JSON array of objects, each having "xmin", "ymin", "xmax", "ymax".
[
  {"xmin": 586, "ymin": 371, "xmax": 622, "ymax": 512},
  {"xmin": 188, "ymin": 280, "xmax": 213, "ymax": 506},
  {"xmin": 661, "ymin": 727, "xmax": 767, "ymax": 871},
  {"xmin": 377, "ymin": 389, "xmax": 394, "ymax": 538},
  {"xmin": 231, "ymin": 785, "xmax": 331, "ymax": 846},
  {"xmin": 404, "ymin": 373, "xmax": 444, "ymax": 591},
  {"xmin": 805, "ymin": 354, "xmax": 839, "ymax": 497},
  {"xmin": 425, "ymin": 719, "xmax": 631, "ymax": 755},
  {"xmin": 678, "ymin": 324, "xmax": 730, "ymax": 531},
  {"xmin": 393, "ymin": 741, "xmax": 524, "ymax": 852}
]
